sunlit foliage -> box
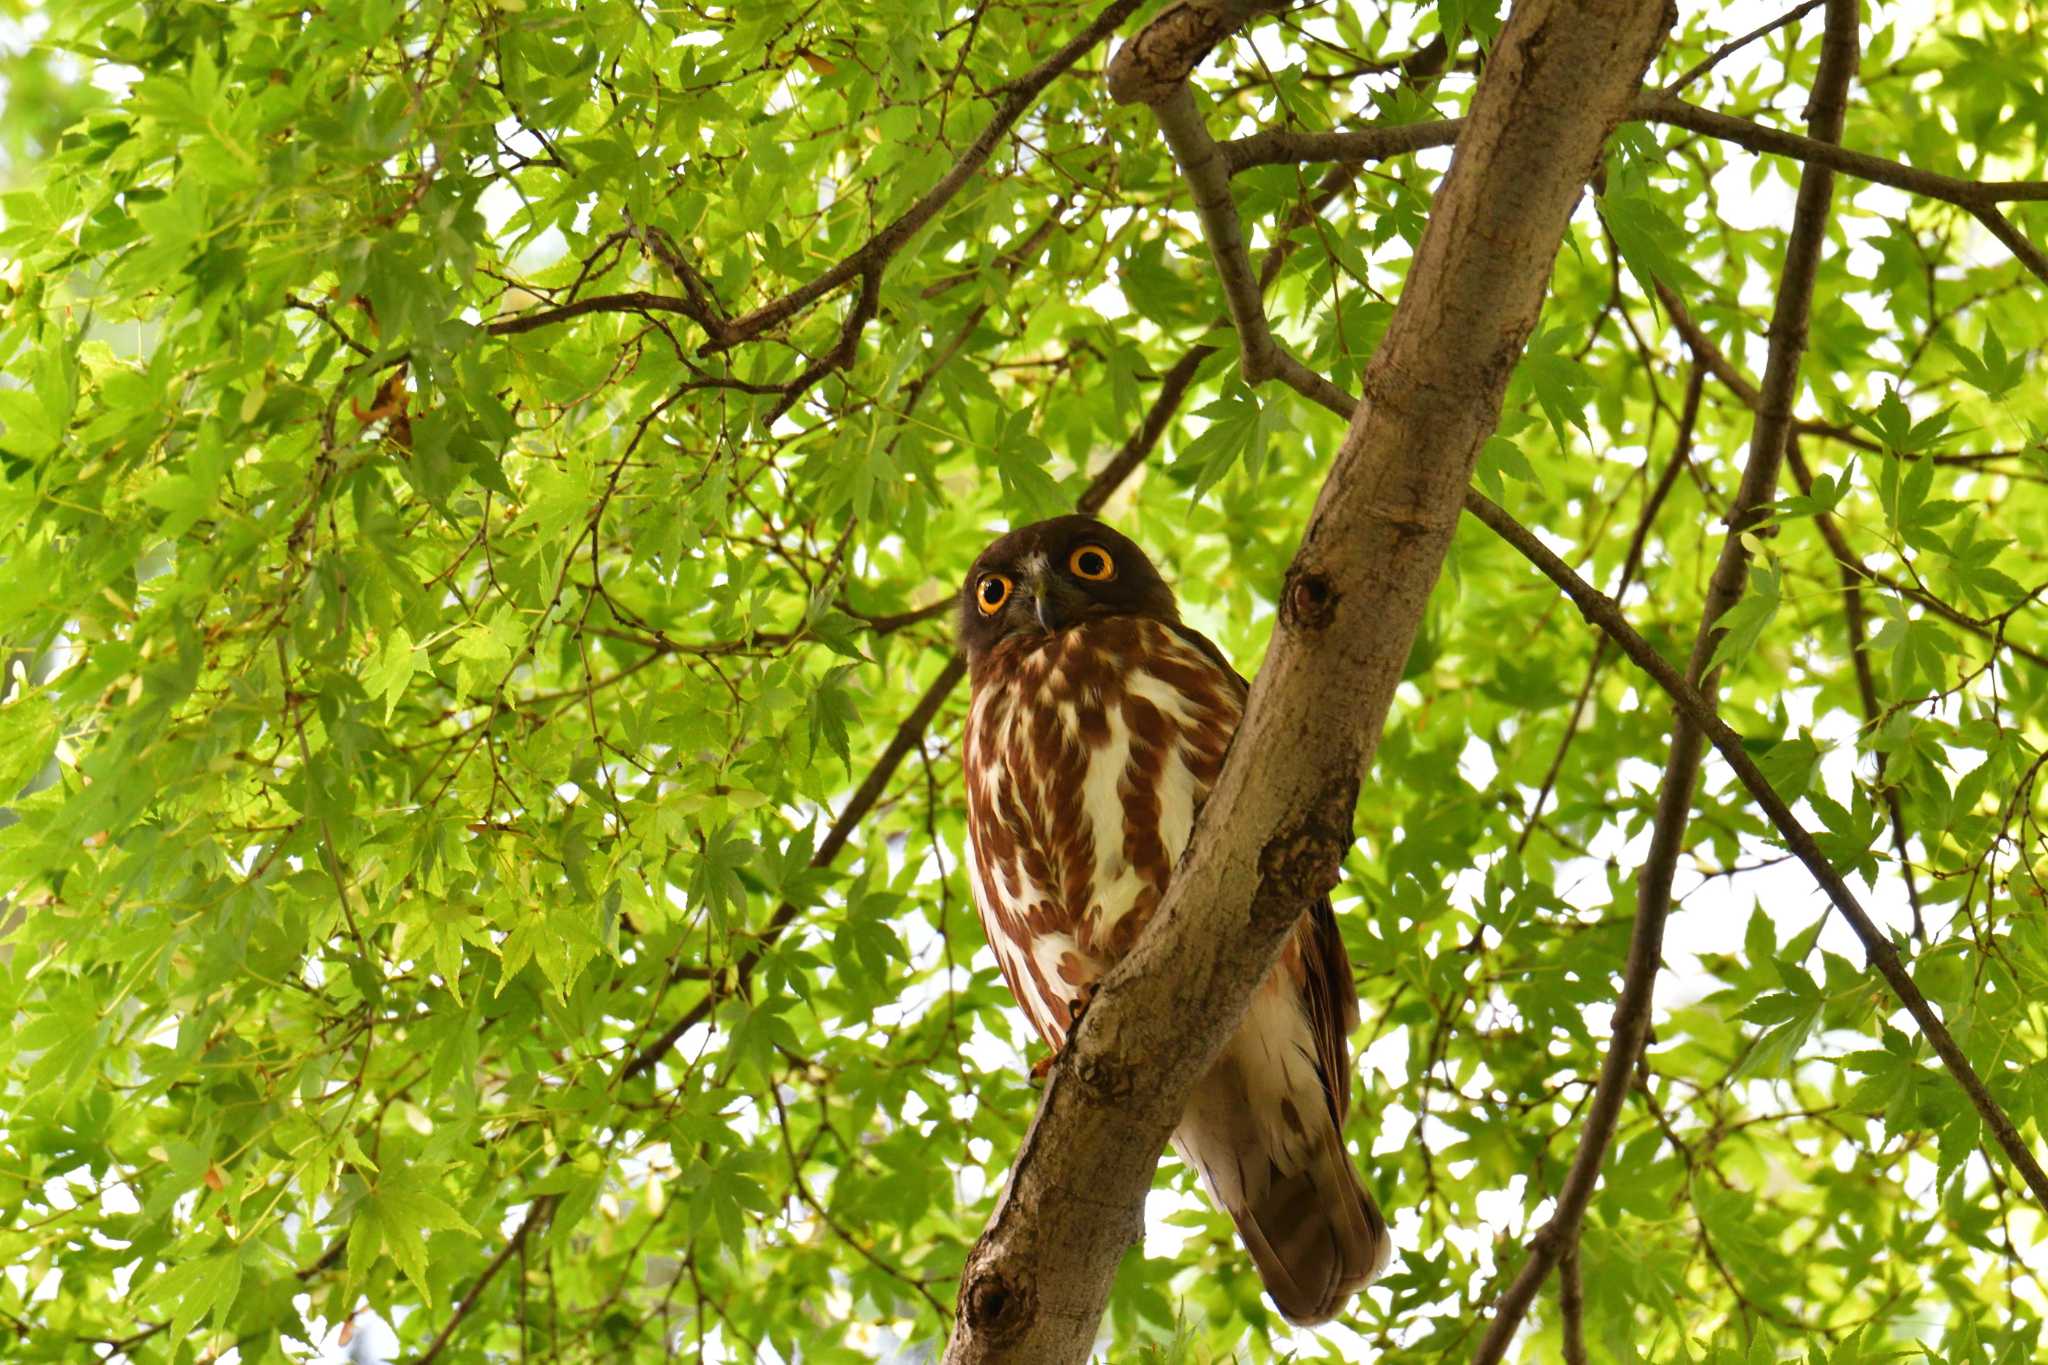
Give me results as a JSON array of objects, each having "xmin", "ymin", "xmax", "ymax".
[{"xmin": 0, "ymin": 1, "xmax": 2044, "ymax": 1361}]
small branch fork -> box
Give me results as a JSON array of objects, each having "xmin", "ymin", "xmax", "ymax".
[
  {"xmin": 1462, "ymin": 490, "xmax": 2048, "ymax": 1215},
  {"xmin": 942, "ymin": 0, "xmax": 1674, "ymax": 1358},
  {"xmin": 486, "ymin": 0, "xmax": 1146, "ymax": 415},
  {"xmin": 1151, "ymin": 86, "xmax": 1357, "ymax": 413},
  {"xmin": 1097, "ymin": 5, "xmax": 2044, "ymax": 1364},
  {"xmin": 1471, "ymin": 3, "xmax": 1863, "ymax": 1353}
]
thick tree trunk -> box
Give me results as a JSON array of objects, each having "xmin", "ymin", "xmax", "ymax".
[{"xmin": 943, "ymin": 3, "xmax": 1672, "ymax": 1361}]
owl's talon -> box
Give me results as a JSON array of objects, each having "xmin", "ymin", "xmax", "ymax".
[{"xmin": 1029, "ymin": 985, "xmax": 1101, "ymax": 1083}]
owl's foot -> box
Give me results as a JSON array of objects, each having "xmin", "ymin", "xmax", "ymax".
[{"xmin": 1030, "ymin": 983, "xmax": 1101, "ymax": 1082}]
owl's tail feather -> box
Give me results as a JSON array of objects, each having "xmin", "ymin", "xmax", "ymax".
[
  {"xmin": 1232, "ymin": 1133, "xmax": 1389, "ymax": 1326},
  {"xmin": 1173, "ymin": 1058, "xmax": 1391, "ymax": 1326}
]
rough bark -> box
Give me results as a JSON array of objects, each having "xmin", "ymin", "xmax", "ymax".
[
  {"xmin": 1104, "ymin": 0, "xmax": 1297, "ymax": 105},
  {"xmin": 942, "ymin": 2, "xmax": 1672, "ymax": 1360}
]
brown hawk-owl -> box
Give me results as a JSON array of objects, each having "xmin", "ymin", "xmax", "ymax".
[{"xmin": 955, "ymin": 514, "xmax": 1390, "ymax": 1325}]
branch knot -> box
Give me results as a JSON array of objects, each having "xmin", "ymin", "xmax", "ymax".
[
  {"xmin": 1252, "ymin": 775, "xmax": 1359, "ymax": 919},
  {"xmin": 959, "ymin": 1266, "xmax": 1036, "ymax": 1346},
  {"xmin": 1281, "ymin": 567, "xmax": 1340, "ymax": 631}
]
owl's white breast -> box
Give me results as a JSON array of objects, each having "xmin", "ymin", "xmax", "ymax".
[{"xmin": 963, "ymin": 617, "xmax": 1242, "ymax": 1045}]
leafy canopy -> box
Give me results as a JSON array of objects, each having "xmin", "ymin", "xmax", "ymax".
[{"xmin": 0, "ymin": 0, "xmax": 2045, "ymax": 1361}]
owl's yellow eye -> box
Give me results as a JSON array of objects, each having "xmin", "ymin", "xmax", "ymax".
[
  {"xmin": 1068, "ymin": 544, "xmax": 1115, "ymax": 581},
  {"xmin": 976, "ymin": 573, "xmax": 1013, "ymax": 615}
]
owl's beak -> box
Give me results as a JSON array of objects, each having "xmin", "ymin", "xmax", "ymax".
[
  {"xmin": 1031, "ymin": 584, "xmax": 1065, "ymax": 633},
  {"xmin": 1021, "ymin": 565, "xmax": 1076, "ymax": 635}
]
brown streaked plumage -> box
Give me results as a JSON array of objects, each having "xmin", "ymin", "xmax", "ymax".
[{"xmin": 956, "ymin": 514, "xmax": 1391, "ymax": 1326}]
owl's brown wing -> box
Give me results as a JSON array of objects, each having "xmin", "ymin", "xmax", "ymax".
[
  {"xmin": 1302, "ymin": 893, "xmax": 1361, "ymax": 1125},
  {"xmin": 1170, "ymin": 925, "xmax": 1388, "ymax": 1325},
  {"xmin": 1163, "ymin": 619, "xmax": 1244, "ymax": 684},
  {"xmin": 1159, "ymin": 621, "xmax": 1388, "ymax": 1323},
  {"xmin": 1164, "ymin": 621, "xmax": 1361, "ymax": 1120}
]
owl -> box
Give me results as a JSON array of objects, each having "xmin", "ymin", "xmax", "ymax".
[{"xmin": 955, "ymin": 514, "xmax": 1390, "ymax": 1326}]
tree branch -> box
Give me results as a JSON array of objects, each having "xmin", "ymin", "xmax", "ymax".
[
  {"xmin": 944, "ymin": 0, "xmax": 1672, "ymax": 1357},
  {"xmin": 1659, "ymin": 0, "xmax": 1827, "ymax": 96},
  {"xmin": 1221, "ymin": 117, "xmax": 1463, "ymax": 174},
  {"xmin": 1652, "ymin": 278, "xmax": 1760, "ymax": 402},
  {"xmin": 1214, "ymin": 95, "xmax": 2048, "ymax": 286},
  {"xmin": 1150, "ymin": 84, "xmax": 1359, "ymax": 417},
  {"xmin": 486, "ymin": 289, "xmax": 715, "ymax": 339},
  {"xmin": 1238, "ymin": 38, "xmax": 1456, "ymax": 301},
  {"xmin": 1104, "ymin": 0, "xmax": 1295, "ymax": 106},
  {"xmin": 414, "ymin": 1195, "xmax": 553, "ymax": 1365},
  {"xmin": 1152, "ymin": 85, "xmax": 1358, "ymax": 416},
  {"xmin": 1076, "ymin": 346, "xmax": 1216, "ymax": 513},
  {"xmin": 1463, "ymin": 488, "xmax": 2048, "ymax": 1212},
  {"xmin": 1224, "ymin": 92, "xmax": 2048, "ymax": 208},
  {"xmin": 1559, "ymin": 1241, "xmax": 1588, "ymax": 1365},
  {"xmin": 618, "ymin": 336, "xmax": 1210, "ymax": 1086},
  {"xmin": 1965, "ymin": 205, "xmax": 2048, "ymax": 288},
  {"xmin": 1470, "ymin": 5, "xmax": 1858, "ymax": 1357},
  {"xmin": 491, "ymin": 9, "xmax": 2046, "ymax": 357},
  {"xmin": 489, "ymin": 0, "xmax": 1144, "ymax": 346},
  {"xmin": 1154, "ymin": 85, "xmax": 1276, "ymax": 377},
  {"xmin": 1639, "ymin": 93, "xmax": 2048, "ymax": 206}
]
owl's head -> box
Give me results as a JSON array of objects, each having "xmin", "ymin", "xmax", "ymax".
[{"xmin": 955, "ymin": 515, "xmax": 1179, "ymax": 665}]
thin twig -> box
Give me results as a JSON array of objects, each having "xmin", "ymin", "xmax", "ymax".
[
  {"xmin": 1469, "ymin": 5, "xmax": 1861, "ymax": 1358},
  {"xmin": 1221, "ymin": 117, "xmax": 1464, "ymax": 174},
  {"xmin": 1785, "ymin": 436, "xmax": 1926, "ymax": 937},
  {"xmin": 1518, "ymin": 365, "xmax": 1704, "ymax": 853},
  {"xmin": 1465, "ymin": 488, "xmax": 2048, "ymax": 1214},
  {"xmin": 618, "ymin": 336, "xmax": 1207, "ymax": 1084},
  {"xmin": 769, "ymin": 1082, "xmax": 949, "ymax": 1321},
  {"xmin": 414, "ymin": 1196, "xmax": 555, "ymax": 1365},
  {"xmin": 1660, "ymin": 0, "xmax": 1828, "ymax": 96}
]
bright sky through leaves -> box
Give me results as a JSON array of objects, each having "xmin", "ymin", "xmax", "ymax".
[{"xmin": 0, "ymin": 0, "xmax": 2044, "ymax": 1361}]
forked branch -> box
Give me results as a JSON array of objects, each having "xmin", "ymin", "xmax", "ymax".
[
  {"xmin": 1464, "ymin": 489, "xmax": 2048, "ymax": 1213},
  {"xmin": 945, "ymin": 0, "xmax": 1673, "ymax": 1358},
  {"xmin": 1469, "ymin": 5, "xmax": 1860, "ymax": 1356}
]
